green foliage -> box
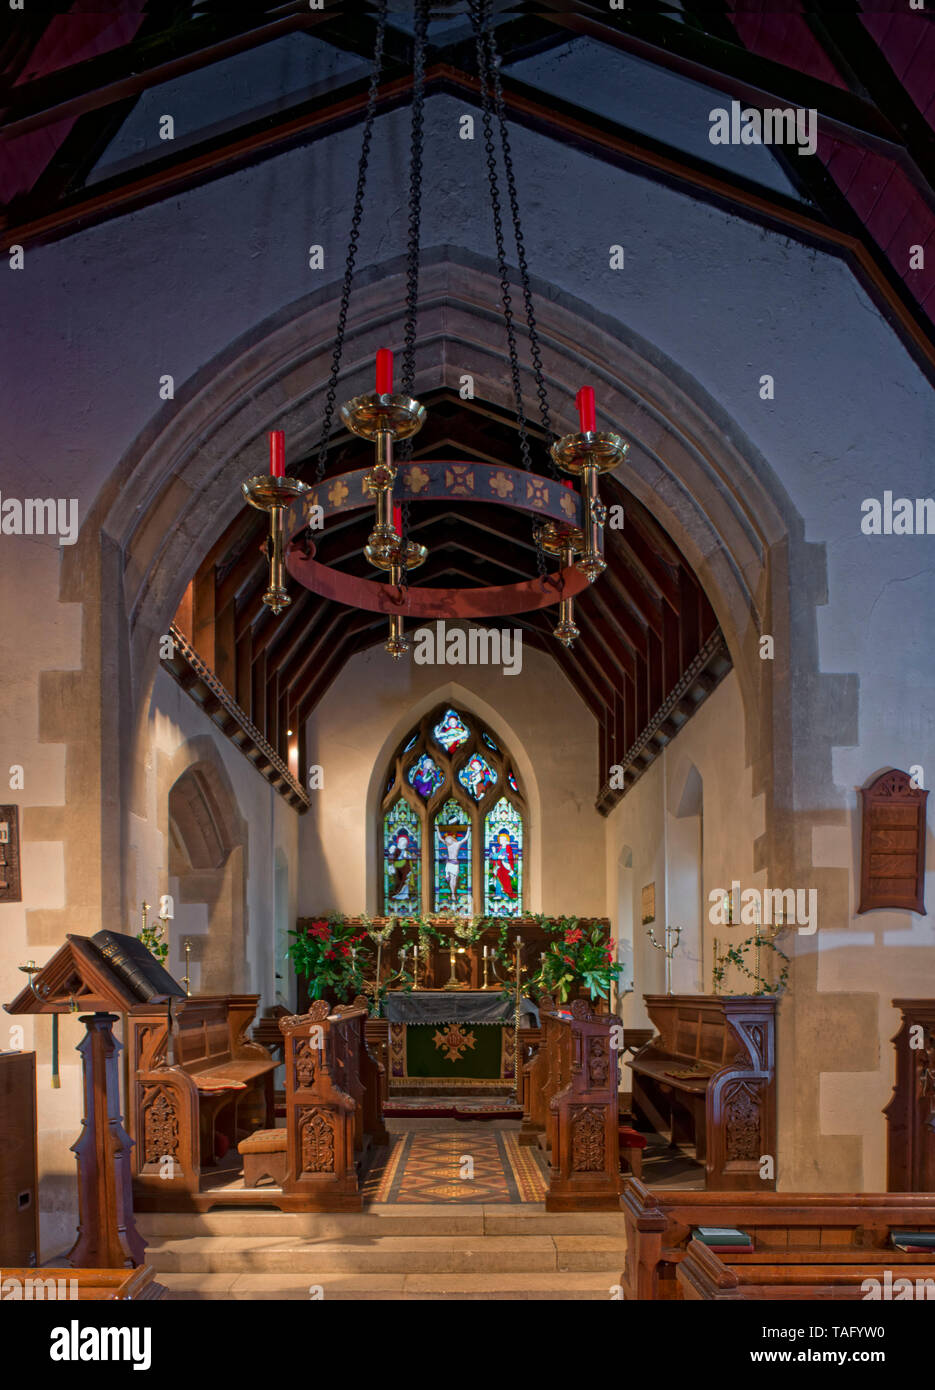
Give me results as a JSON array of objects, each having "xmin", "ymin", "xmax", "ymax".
[
  {"xmin": 137, "ymin": 921, "xmax": 168, "ymax": 964},
  {"xmin": 712, "ymin": 932, "xmax": 790, "ymax": 996}
]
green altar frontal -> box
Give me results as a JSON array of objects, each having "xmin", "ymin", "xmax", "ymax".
[
  {"xmin": 389, "ymin": 1022, "xmax": 515, "ymax": 1086},
  {"xmin": 385, "ymin": 991, "xmax": 516, "ymax": 1087}
]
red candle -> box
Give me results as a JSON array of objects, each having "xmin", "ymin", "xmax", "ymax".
[
  {"xmin": 393, "ymin": 504, "xmax": 403, "ymax": 535},
  {"xmin": 269, "ymin": 430, "xmax": 285, "ymax": 477},
  {"xmin": 576, "ymin": 387, "xmax": 596, "ymax": 433},
  {"xmin": 376, "ymin": 348, "xmax": 393, "ymax": 395}
]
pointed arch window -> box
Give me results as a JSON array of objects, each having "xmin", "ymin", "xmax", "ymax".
[{"xmin": 380, "ymin": 703, "xmax": 526, "ymax": 916}]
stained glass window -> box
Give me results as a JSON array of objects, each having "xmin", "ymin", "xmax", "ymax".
[
  {"xmin": 484, "ymin": 798, "xmax": 523, "ymax": 917},
  {"xmin": 457, "ymin": 753, "xmax": 496, "ymax": 800},
  {"xmin": 434, "ymin": 800, "xmax": 472, "ymax": 913},
  {"xmin": 380, "ymin": 704, "xmax": 526, "ymax": 915},
  {"xmin": 383, "ymin": 801, "xmax": 420, "ymax": 913},
  {"xmin": 433, "ymin": 708, "xmax": 469, "ymax": 752},
  {"xmin": 408, "ymin": 753, "xmax": 444, "ymax": 800}
]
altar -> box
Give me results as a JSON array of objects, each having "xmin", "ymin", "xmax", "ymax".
[{"xmin": 384, "ymin": 989, "xmax": 531, "ymax": 1087}]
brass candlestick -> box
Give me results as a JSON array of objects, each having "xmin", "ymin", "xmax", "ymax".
[
  {"xmin": 241, "ymin": 474, "xmax": 311, "ymax": 615},
  {"xmin": 550, "ymin": 428, "xmax": 628, "ymax": 583},
  {"xmin": 647, "ymin": 923, "xmax": 682, "ymax": 996},
  {"xmin": 341, "ymin": 389, "xmax": 427, "ymax": 658},
  {"xmin": 539, "ymin": 521, "xmax": 585, "ymax": 647},
  {"xmin": 180, "ymin": 939, "xmax": 193, "ymax": 997}
]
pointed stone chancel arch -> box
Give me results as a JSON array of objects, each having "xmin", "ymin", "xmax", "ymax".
[{"xmin": 94, "ymin": 247, "xmax": 863, "ymax": 1187}]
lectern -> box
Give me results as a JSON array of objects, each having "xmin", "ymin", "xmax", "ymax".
[{"xmin": 4, "ymin": 932, "xmax": 183, "ymax": 1268}]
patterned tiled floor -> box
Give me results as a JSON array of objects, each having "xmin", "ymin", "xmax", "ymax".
[{"xmin": 363, "ymin": 1128, "xmax": 547, "ymax": 1204}]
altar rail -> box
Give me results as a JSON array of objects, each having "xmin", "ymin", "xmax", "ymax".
[{"xmin": 521, "ymin": 997, "xmax": 621, "ymax": 1211}]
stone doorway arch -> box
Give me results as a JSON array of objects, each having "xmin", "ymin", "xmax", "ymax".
[{"xmin": 163, "ymin": 736, "xmax": 249, "ymax": 994}]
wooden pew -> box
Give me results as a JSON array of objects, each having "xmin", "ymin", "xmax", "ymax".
[
  {"xmin": 627, "ymin": 994, "xmax": 776, "ymax": 1190},
  {"xmin": 621, "ymin": 1177, "xmax": 935, "ymax": 1300},
  {"xmin": 543, "ymin": 1000, "xmax": 621, "ymax": 1211},
  {"xmin": 0, "ymin": 1266, "xmax": 167, "ymax": 1300},
  {"xmin": 677, "ymin": 1238, "xmax": 935, "ymax": 1300},
  {"xmin": 127, "ymin": 994, "xmax": 276, "ymax": 1207}
]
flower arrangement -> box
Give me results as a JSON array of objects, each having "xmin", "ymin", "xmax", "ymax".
[
  {"xmin": 528, "ymin": 916, "xmax": 622, "ymax": 1003},
  {"xmin": 287, "ymin": 915, "xmax": 370, "ymax": 1003}
]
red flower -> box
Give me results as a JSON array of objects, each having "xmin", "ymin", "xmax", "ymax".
[
  {"xmin": 339, "ymin": 943, "xmax": 350, "ymax": 957},
  {"xmin": 563, "ymin": 954, "xmax": 575, "ymax": 965},
  {"xmin": 324, "ymin": 949, "xmax": 336, "ymax": 961},
  {"xmin": 564, "ymin": 928, "xmax": 583, "ymax": 945}
]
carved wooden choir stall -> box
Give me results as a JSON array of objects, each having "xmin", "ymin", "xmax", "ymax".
[
  {"xmin": 127, "ymin": 993, "xmax": 277, "ymax": 1208},
  {"xmin": 627, "ymin": 994, "xmax": 777, "ymax": 1190},
  {"xmin": 237, "ymin": 998, "xmax": 387, "ymax": 1210},
  {"xmin": 885, "ymin": 998, "xmax": 935, "ymax": 1192},
  {"xmin": 519, "ymin": 996, "xmax": 621, "ymax": 1211}
]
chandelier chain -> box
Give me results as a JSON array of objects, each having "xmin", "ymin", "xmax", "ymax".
[
  {"xmin": 470, "ymin": 0, "xmax": 533, "ymax": 475},
  {"xmin": 313, "ymin": 0, "xmax": 388, "ymax": 484},
  {"xmin": 398, "ymin": 0, "xmax": 429, "ymax": 585},
  {"xmin": 480, "ymin": 16, "xmax": 558, "ymax": 477},
  {"xmin": 472, "ymin": 0, "xmax": 551, "ymax": 579}
]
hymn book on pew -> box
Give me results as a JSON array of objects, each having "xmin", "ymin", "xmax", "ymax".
[
  {"xmin": 891, "ymin": 1231, "xmax": 935, "ymax": 1252},
  {"xmin": 694, "ymin": 1227, "xmax": 754, "ymax": 1253}
]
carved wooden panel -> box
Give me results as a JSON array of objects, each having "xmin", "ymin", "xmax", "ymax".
[
  {"xmin": 0, "ymin": 805, "xmax": 22, "ymax": 903},
  {"xmin": 858, "ymin": 769, "xmax": 927, "ymax": 915}
]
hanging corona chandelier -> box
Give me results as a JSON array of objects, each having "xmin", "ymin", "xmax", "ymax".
[{"xmin": 243, "ymin": 0, "xmax": 627, "ymax": 656}]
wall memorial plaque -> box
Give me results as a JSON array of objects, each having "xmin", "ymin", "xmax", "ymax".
[
  {"xmin": 0, "ymin": 805, "xmax": 21, "ymax": 903},
  {"xmin": 858, "ymin": 770, "xmax": 927, "ymax": 915}
]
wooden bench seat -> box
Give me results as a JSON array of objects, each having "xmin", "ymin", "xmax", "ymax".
[{"xmin": 677, "ymin": 1238, "xmax": 935, "ymax": 1300}]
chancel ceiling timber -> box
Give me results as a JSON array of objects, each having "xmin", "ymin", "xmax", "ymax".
[{"xmin": 2, "ymin": 3, "xmax": 933, "ymax": 374}]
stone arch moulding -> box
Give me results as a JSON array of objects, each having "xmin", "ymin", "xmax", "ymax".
[
  {"xmin": 94, "ymin": 245, "xmax": 865, "ymax": 1187},
  {"xmin": 363, "ymin": 679, "xmax": 544, "ymax": 916},
  {"xmin": 161, "ymin": 735, "xmax": 250, "ymax": 994}
]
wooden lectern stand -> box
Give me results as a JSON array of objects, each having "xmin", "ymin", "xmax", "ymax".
[{"xmin": 4, "ymin": 934, "xmax": 155, "ymax": 1268}]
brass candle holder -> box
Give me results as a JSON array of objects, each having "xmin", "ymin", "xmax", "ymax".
[
  {"xmin": 539, "ymin": 520, "xmax": 585, "ymax": 646},
  {"xmin": 242, "ymin": 474, "xmax": 311, "ymax": 614},
  {"xmin": 341, "ymin": 389, "xmax": 428, "ymax": 658},
  {"xmin": 550, "ymin": 429, "xmax": 628, "ymax": 582},
  {"xmin": 180, "ymin": 939, "xmax": 193, "ymax": 997},
  {"xmin": 443, "ymin": 937, "xmax": 468, "ymax": 990}
]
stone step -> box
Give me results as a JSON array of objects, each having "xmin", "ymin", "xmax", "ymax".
[
  {"xmin": 157, "ymin": 1270, "xmax": 623, "ymax": 1301},
  {"xmin": 136, "ymin": 1204, "xmax": 627, "ymax": 1240},
  {"xmin": 145, "ymin": 1232, "xmax": 628, "ymax": 1276}
]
